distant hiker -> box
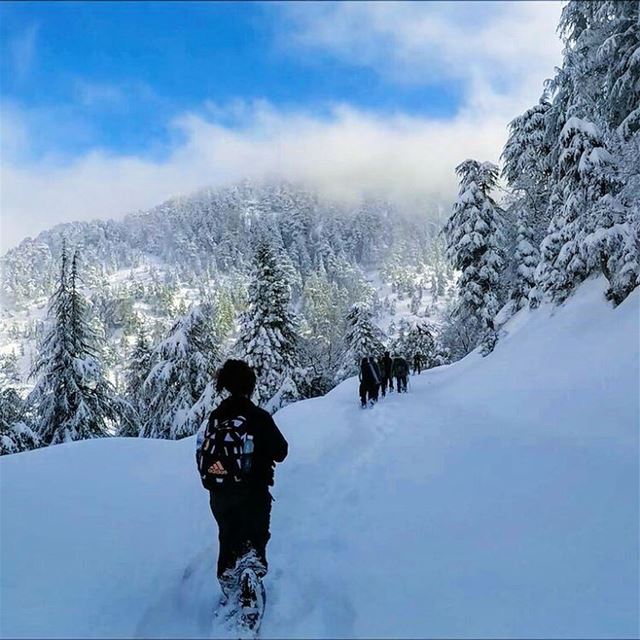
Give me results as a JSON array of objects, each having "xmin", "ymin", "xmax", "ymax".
[
  {"xmin": 392, "ymin": 356, "xmax": 409, "ymax": 393},
  {"xmin": 196, "ymin": 359, "xmax": 288, "ymax": 631},
  {"xmin": 413, "ymin": 352, "xmax": 423, "ymax": 375},
  {"xmin": 379, "ymin": 350, "xmax": 393, "ymax": 396},
  {"xmin": 359, "ymin": 356, "xmax": 380, "ymax": 408}
]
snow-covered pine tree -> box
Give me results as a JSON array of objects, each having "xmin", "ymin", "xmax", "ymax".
[
  {"xmin": 501, "ymin": 99, "xmax": 552, "ymax": 309},
  {"xmin": 390, "ymin": 317, "xmax": 411, "ymax": 357},
  {"xmin": 301, "ymin": 265, "xmax": 349, "ymax": 389},
  {"xmin": 236, "ymin": 240, "xmax": 304, "ymax": 412},
  {"xmin": 121, "ymin": 325, "xmax": 153, "ymax": 435},
  {"xmin": 557, "ymin": 1, "xmax": 639, "ymax": 135},
  {"xmin": 279, "ymin": 191, "xmax": 312, "ymax": 277},
  {"xmin": 341, "ymin": 304, "xmax": 384, "ymax": 376},
  {"xmin": 536, "ymin": 117, "xmax": 623, "ymax": 302},
  {"xmin": 595, "ymin": 0, "xmax": 640, "ymax": 302},
  {"xmin": 304, "ymin": 267, "xmax": 350, "ymax": 344},
  {"xmin": 512, "ymin": 213, "xmax": 540, "ymax": 308},
  {"xmin": 605, "ymin": 132, "xmax": 640, "ymax": 304},
  {"xmin": 29, "ymin": 247, "xmax": 134, "ymax": 445},
  {"xmin": 537, "ymin": 0, "xmax": 640, "ymax": 305},
  {"xmin": 502, "ymin": 98, "xmax": 552, "ymax": 243},
  {"xmin": 141, "ymin": 303, "xmax": 220, "ymax": 439},
  {"xmin": 404, "ymin": 321, "xmax": 435, "ymax": 366},
  {"xmin": 577, "ymin": 131, "xmax": 639, "ymax": 306},
  {"xmin": 444, "ymin": 160, "xmax": 504, "ymax": 354},
  {"xmin": 592, "ymin": 1, "xmax": 639, "ymax": 137},
  {"xmin": 0, "ymin": 387, "xmax": 39, "ymax": 456},
  {"xmin": 0, "ymin": 354, "xmax": 39, "ymax": 456}
]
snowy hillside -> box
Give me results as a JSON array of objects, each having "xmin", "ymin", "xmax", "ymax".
[
  {"xmin": 0, "ymin": 180, "xmax": 453, "ymax": 404},
  {"xmin": 0, "ymin": 180, "xmax": 444, "ymax": 308},
  {"xmin": 1, "ymin": 277, "xmax": 638, "ymax": 639}
]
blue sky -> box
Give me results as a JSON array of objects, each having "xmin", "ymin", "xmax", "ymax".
[
  {"xmin": 1, "ymin": 2, "xmax": 461, "ymax": 161},
  {"xmin": 0, "ymin": 1, "xmax": 562, "ymax": 250}
]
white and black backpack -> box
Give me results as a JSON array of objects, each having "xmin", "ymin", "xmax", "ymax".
[{"xmin": 196, "ymin": 414, "xmax": 255, "ymax": 488}]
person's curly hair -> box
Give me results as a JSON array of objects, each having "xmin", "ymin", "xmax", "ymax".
[{"xmin": 216, "ymin": 359, "xmax": 256, "ymax": 397}]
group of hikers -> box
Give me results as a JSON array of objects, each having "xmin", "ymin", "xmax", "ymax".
[
  {"xmin": 358, "ymin": 351, "xmax": 424, "ymax": 408},
  {"xmin": 195, "ymin": 352, "xmax": 426, "ymax": 632}
]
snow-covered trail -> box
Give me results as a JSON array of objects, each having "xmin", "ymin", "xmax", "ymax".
[{"xmin": 1, "ymin": 279, "xmax": 638, "ymax": 639}]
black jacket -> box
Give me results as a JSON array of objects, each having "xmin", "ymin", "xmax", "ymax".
[
  {"xmin": 359, "ymin": 359, "xmax": 380, "ymax": 387},
  {"xmin": 203, "ymin": 395, "xmax": 288, "ymax": 490},
  {"xmin": 381, "ymin": 355, "xmax": 393, "ymax": 378}
]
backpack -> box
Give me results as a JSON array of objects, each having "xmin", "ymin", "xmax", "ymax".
[{"xmin": 196, "ymin": 414, "xmax": 255, "ymax": 488}]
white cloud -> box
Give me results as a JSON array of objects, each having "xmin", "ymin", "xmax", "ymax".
[
  {"xmin": 280, "ymin": 1, "xmax": 562, "ymax": 103},
  {"xmin": 0, "ymin": 2, "xmax": 565, "ymax": 252},
  {"xmin": 1, "ymin": 101, "xmax": 510, "ymax": 251}
]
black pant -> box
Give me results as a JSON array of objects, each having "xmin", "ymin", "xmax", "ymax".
[
  {"xmin": 381, "ymin": 376, "xmax": 391, "ymax": 395},
  {"xmin": 413, "ymin": 363, "xmax": 422, "ymax": 374},
  {"xmin": 359, "ymin": 382, "xmax": 378, "ymax": 406},
  {"xmin": 395, "ymin": 375, "xmax": 408, "ymax": 392},
  {"xmin": 209, "ymin": 486, "xmax": 272, "ymax": 581}
]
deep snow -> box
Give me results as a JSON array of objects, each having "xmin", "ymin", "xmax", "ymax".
[{"xmin": 1, "ymin": 278, "xmax": 638, "ymax": 639}]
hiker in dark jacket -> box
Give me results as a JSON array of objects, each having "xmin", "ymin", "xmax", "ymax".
[
  {"xmin": 379, "ymin": 351, "xmax": 393, "ymax": 396},
  {"xmin": 392, "ymin": 356, "xmax": 409, "ymax": 393},
  {"xmin": 196, "ymin": 359, "xmax": 288, "ymax": 598},
  {"xmin": 359, "ymin": 356, "xmax": 380, "ymax": 407},
  {"xmin": 413, "ymin": 352, "xmax": 423, "ymax": 375}
]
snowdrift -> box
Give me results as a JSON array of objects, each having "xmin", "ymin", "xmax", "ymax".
[{"xmin": 1, "ymin": 278, "xmax": 638, "ymax": 639}]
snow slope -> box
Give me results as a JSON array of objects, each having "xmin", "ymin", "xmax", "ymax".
[{"xmin": 1, "ymin": 278, "xmax": 638, "ymax": 639}]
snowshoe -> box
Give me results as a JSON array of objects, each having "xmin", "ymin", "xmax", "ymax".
[
  {"xmin": 238, "ymin": 567, "xmax": 265, "ymax": 636},
  {"xmin": 213, "ymin": 591, "xmax": 240, "ymax": 628}
]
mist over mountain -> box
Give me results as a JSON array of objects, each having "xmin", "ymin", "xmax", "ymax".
[{"xmin": 1, "ymin": 180, "xmax": 445, "ymax": 308}]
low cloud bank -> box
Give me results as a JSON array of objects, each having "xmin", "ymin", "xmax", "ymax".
[{"xmin": 2, "ymin": 100, "xmax": 517, "ymax": 251}]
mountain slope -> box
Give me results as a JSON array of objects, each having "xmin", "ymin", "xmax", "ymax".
[
  {"xmin": 1, "ymin": 277, "xmax": 638, "ymax": 639},
  {"xmin": 1, "ymin": 181, "xmax": 438, "ymax": 306}
]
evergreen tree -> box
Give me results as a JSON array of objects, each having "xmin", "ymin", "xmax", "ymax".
[
  {"xmin": 593, "ymin": 1, "xmax": 640, "ymax": 137},
  {"xmin": 300, "ymin": 267, "xmax": 350, "ymax": 391},
  {"xmin": 302, "ymin": 268, "xmax": 349, "ymax": 352},
  {"xmin": 444, "ymin": 160, "xmax": 504, "ymax": 353},
  {"xmin": 141, "ymin": 304, "xmax": 220, "ymax": 439},
  {"xmin": 0, "ymin": 354, "xmax": 39, "ymax": 456},
  {"xmin": 0, "ymin": 387, "xmax": 39, "ymax": 456},
  {"xmin": 557, "ymin": 1, "xmax": 639, "ymax": 135},
  {"xmin": 0, "ymin": 352, "xmax": 21, "ymax": 387},
  {"xmin": 606, "ymin": 133, "xmax": 640, "ymax": 304},
  {"xmin": 536, "ymin": 117, "xmax": 621, "ymax": 302},
  {"xmin": 404, "ymin": 322, "xmax": 435, "ymax": 366},
  {"xmin": 535, "ymin": 0, "xmax": 640, "ymax": 305},
  {"xmin": 502, "ymin": 98, "xmax": 552, "ymax": 244},
  {"xmin": 341, "ymin": 304, "xmax": 384, "ymax": 376},
  {"xmin": 390, "ymin": 317, "xmax": 412, "ymax": 356},
  {"xmin": 29, "ymin": 247, "xmax": 134, "ymax": 445},
  {"xmin": 121, "ymin": 325, "xmax": 153, "ymax": 435},
  {"xmin": 512, "ymin": 213, "xmax": 540, "ymax": 308},
  {"xmin": 236, "ymin": 240, "xmax": 304, "ymax": 412}
]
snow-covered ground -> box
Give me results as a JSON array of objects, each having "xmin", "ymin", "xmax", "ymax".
[{"xmin": 1, "ymin": 277, "xmax": 638, "ymax": 639}]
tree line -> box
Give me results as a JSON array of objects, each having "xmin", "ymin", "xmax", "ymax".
[
  {"xmin": 443, "ymin": 1, "xmax": 638, "ymax": 355},
  {"xmin": 1, "ymin": 237, "xmax": 445, "ymax": 453}
]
